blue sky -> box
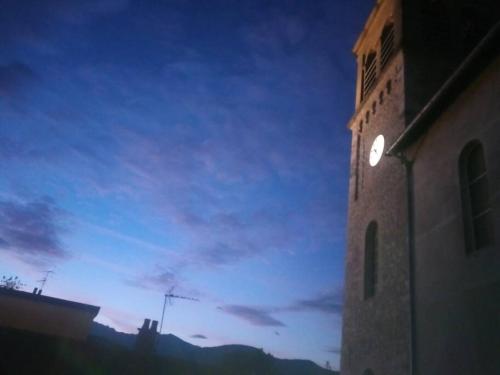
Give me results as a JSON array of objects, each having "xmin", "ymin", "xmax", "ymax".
[{"xmin": 0, "ymin": 0, "xmax": 372, "ymax": 369}]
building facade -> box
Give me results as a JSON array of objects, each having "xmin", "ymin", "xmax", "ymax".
[{"xmin": 341, "ymin": 1, "xmax": 499, "ymax": 374}]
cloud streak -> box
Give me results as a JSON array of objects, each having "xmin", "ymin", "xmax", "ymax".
[{"xmin": 326, "ymin": 347, "xmax": 341, "ymax": 354}]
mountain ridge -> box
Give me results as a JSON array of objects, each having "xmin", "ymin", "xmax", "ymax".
[{"xmin": 90, "ymin": 322, "xmax": 337, "ymax": 374}]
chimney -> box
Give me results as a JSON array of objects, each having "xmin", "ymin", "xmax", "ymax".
[
  {"xmin": 33, "ymin": 287, "xmax": 38, "ymax": 294},
  {"xmin": 141, "ymin": 318, "xmax": 151, "ymax": 330},
  {"xmin": 38, "ymin": 289, "xmax": 42, "ymax": 295},
  {"xmin": 150, "ymin": 320, "xmax": 158, "ymax": 333},
  {"xmin": 135, "ymin": 318, "xmax": 157, "ymax": 354}
]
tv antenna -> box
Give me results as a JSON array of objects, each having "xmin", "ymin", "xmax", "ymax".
[
  {"xmin": 159, "ymin": 286, "xmax": 198, "ymax": 335},
  {"xmin": 38, "ymin": 270, "xmax": 54, "ymax": 291}
]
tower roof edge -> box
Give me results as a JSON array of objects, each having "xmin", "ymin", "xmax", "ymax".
[{"xmin": 352, "ymin": 0, "xmax": 387, "ymax": 55}]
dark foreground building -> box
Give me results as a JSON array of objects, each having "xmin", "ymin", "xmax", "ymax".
[
  {"xmin": 0, "ymin": 287, "xmax": 100, "ymax": 340},
  {"xmin": 341, "ymin": 0, "xmax": 499, "ymax": 374}
]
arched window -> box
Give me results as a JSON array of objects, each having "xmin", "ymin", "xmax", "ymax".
[
  {"xmin": 380, "ymin": 22, "xmax": 394, "ymax": 69},
  {"xmin": 364, "ymin": 221, "xmax": 378, "ymax": 299},
  {"xmin": 459, "ymin": 141, "xmax": 494, "ymax": 254}
]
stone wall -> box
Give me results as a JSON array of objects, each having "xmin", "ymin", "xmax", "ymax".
[{"xmin": 411, "ymin": 55, "xmax": 500, "ymax": 375}]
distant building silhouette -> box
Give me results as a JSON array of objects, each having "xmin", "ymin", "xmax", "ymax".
[
  {"xmin": 0, "ymin": 287, "xmax": 100, "ymax": 340},
  {"xmin": 341, "ymin": 0, "xmax": 499, "ymax": 374},
  {"xmin": 135, "ymin": 318, "xmax": 158, "ymax": 354}
]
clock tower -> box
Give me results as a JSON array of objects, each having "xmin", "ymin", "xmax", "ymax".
[{"xmin": 340, "ymin": 1, "xmax": 410, "ymax": 374}]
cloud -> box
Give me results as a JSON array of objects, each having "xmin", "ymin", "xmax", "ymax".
[
  {"xmin": 190, "ymin": 334, "xmax": 207, "ymax": 339},
  {"xmin": 0, "ymin": 197, "xmax": 68, "ymax": 265},
  {"xmin": 0, "ymin": 62, "xmax": 38, "ymax": 97},
  {"xmin": 244, "ymin": 13, "xmax": 308, "ymax": 57},
  {"xmin": 218, "ymin": 289, "xmax": 342, "ymax": 329},
  {"xmin": 125, "ymin": 267, "xmax": 202, "ymax": 302},
  {"xmin": 197, "ymin": 242, "xmax": 257, "ymax": 268},
  {"xmin": 285, "ymin": 290, "xmax": 343, "ymax": 315},
  {"xmin": 218, "ymin": 305, "xmax": 286, "ymax": 327},
  {"xmin": 0, "ymin": 135, "xmax": 63, "ymax": 164},
  {"xmin": 126, "ymin": 268, "xmax": 177, "ymax": 291}
]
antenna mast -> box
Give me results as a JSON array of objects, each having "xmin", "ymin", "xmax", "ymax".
[
  {"xmin": 159, "ymin": 286, "xmax": 198, "ymax": 335},
  {"xmin": 38, "ymin": 270, "xmax": 54, "ymax": 291}
]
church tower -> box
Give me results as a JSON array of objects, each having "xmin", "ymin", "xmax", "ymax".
[
  {"xmin": 341, "ymin": 1, "xmax": 410, "ymax": 374},
  {"xmin": 341, "ymin": 1, "xmax": 499, "ymax": 374}
]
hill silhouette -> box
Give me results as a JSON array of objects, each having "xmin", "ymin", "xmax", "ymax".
[
  {"xmin": 0, "ymin": 324, "xmax": 337, "ymax": 374},
  {"xmin": 90, "ymin": 322, "xmax": 337, "ymax": 374}
]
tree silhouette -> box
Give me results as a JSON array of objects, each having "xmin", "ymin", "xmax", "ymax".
[{"xmin": 0, "ymin": 276, "xmax": 24, "ymax": 290}]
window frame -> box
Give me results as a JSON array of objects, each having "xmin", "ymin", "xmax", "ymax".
[{"xmin": 459, "ymin": 140, "xmax": 494, "ymax": 254}]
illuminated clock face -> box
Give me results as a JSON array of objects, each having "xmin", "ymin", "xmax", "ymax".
[{"xmin": 369, "ymin": 135, "xmax": 385, "ymax": 166}]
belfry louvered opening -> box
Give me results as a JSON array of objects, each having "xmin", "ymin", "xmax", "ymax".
[
  {"xmin": 362, "ymin": 51, "xmax": 377, "ymax": 101},
  {"xmin": 380, "ymin": 23, "xmax": 395, "ymax": 70}
]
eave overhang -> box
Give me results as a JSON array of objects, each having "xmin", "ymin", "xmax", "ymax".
[{"xmin": 386, "ymin": 21, "xmax": 500, "ymax": 156}]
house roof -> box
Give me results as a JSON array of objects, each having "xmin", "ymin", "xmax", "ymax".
[{"xmin": 0, "ymin": 288, "xmax": 100, "ymax": 316}]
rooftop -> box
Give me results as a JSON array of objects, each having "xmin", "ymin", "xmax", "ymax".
[{"xmin": 0, "ymin": 288, "xmax": 100, "ymax": 316}]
